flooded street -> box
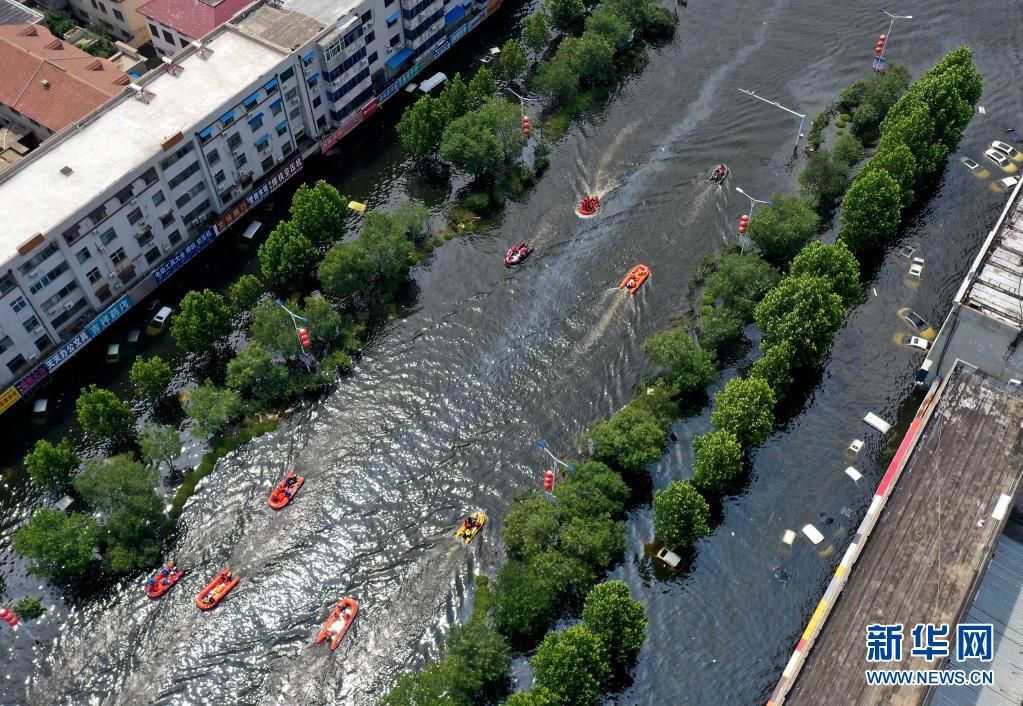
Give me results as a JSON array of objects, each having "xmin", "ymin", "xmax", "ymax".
[{"xmin": 3, "ymin": 0, "xmax": 1021, "ymax": 703}]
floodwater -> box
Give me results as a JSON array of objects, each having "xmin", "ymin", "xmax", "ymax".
[{"xmin": 3, "ymin": 0, "xmax": 1021, "ymax": 703}]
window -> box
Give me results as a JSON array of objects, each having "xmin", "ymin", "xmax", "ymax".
[
  {"xmin": 113, "ymin": 9, "xmax": 124, "ymax": 20},
  {"xmin": 0, "ymin": 336, "xmax": 10, "ymax": 354},
  {"xmin": 307, "ymin": 73, "xmax": 319, "ymax": 88},
  {"xmin": 127, "ymin": 207, "xmax": 144, "ymax": 225},
  {"xmin": 159, "ymin": 141, "xmax": 195, "ymax": 171},
  {"xmin": 50, "ymin": 298, "xmax": 87, "ymax": 328},
  {"xmin": 265, "ymin": 78, "xmax": 279, "ymax": 95},
  {"xmin": 86, "ymin": 267, "xmax": 102, "ymax": 284},
  {"xmin": 385, "ymin": 0, "xmax": 395, "ymax": 7},
  {"xmin": 167, "ymin": 161, "xmax": 200, "ymax": 189},
  {"xmin": 261, "ymin": 155, "xmax": 275, "ymax": 172},
  {"xmin": 91, "ymin": 0, "xmax": 97, "ymax": 8},
  {"xmin": 110, "ymin": 247, "xmax": 127, "ymax": 265},
  {"xmin": 35, "ymin": 334, "xmax": 51, "ymax": 352},
  {"xmin": 199, "ymin": 126, "xmax": 214, "ymax": 144},
  {"xmin": 285, "ymin": 87, "xmax": 298, "ymax": 102},
  {"xmin": 227, "ymin": 133, "xmax": 242, "ymax": 150},
  {"xmin": 234, "ymin": 153, "xmax": 247, "ymax": 168},
  {"xmin": 387, "ymin": 14, "xmax": 398, "ymax": 27},
  {"xmin": 159, "ymin": 212, "xmax": 175, "ymax": 227},
  {"xmin": 23, "ymin": 316, "xmax": 39, "ymax": 333},
  {"xmin": 276, "ymin": 120, "xmax": 289, "ymax": 137},
  {"xmin": 249, "ymin": 114, "xmax": 264, "ymax": 130},
  {"xmin": 183, "ymin": 200, "xmax": 210, "ymax": 224},
  {"xmin": 301, "ymin": 51, "xmax": 315, "ymax": 67},
  {"xmin": 316, "ymin": 115, "xmax": 327, "ymax": 130},
  {"xmin": 167, "ymin": 230, "xmax": 182, "ymax": 246},
  {"xmin": 389, "ymin": 34, "xmax": 400, "ymax": 47},
  {"xmin": 152, "ymin": 190, "xmax": 165, "ymax": 206},
  {"xmin": 220, "ymin": 110, "xmax": 236, "ymax": 127},
  {"xmin": 99, "ymin": 228, "xmax": 117, "ymax": 246},
  {"xmin": 312, "ymin": 96, "xmax": 321, "ymax": 109},
  {"xmin": 18, "ymin": 242, "xmax": 59, "ymax": 275},
  {"xmin": 179, "ymin": 37, "xmax": 188, "ymax": 48},
  {"xmin": 144, "ymin": 246, "xmax": 161, "ymax": 265},
  {"xmin": 6, "ymin": 355, "xmax": 26, "ymax": 375},
  {"xmin": 280, "ymin": 66, "xmax": 295, "ymax": 82},
  {"xmin": 270, "ymin": 99, "xmax": 283, "ymax": 116},
  {"xmin": 368, "ymin": 51, "xmax": 378, "ymax": 64},
  {"xmin": 365, "ymin": 31, "xmax": 375, "ymax": 43},
  {"xmin": 162, "ymin": 30, "xmax": 173, "ymax": 44},
  {"xmin": 243, "ymin": 93, "xmax": 259, "ymax": 111},
  {"xmin": 207, "ymin": 148, "xmax": 220, "ymax": 165},
  {"xmin": 282, "ymin": 141, "xmax": 294, "ymax": 156},
  {"xmin": 214, "ymin": 170, "xmax": 226, "ymax": 185},
  {"xmin": 98, "ymin": 1, "xmax": 106, "ymax": 12},
  {"xmin": 149, "ymin": 23, "xmax": 159, "ymax": 35},
  {"xmin": 0, "ymin": 273, "xmax": 13, "ymax": 296},
  {"xmin": 76, "ymin": 247, "xmax": 92, "ymax": 264},
  {"xmin": 10, "ymin": 296, "xmax": 26, "ymax": 313},
  {"xmin": 360, "ymin": 10, "xmax": 372, "ymax": 23},
  {"xmin": 255, "ymin": 135, "xmax": 270, "ymax": 151}
]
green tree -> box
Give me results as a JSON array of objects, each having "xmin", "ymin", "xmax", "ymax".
[
  {"xmin": 259, "ymin": 220, "xmax": 317, "ymax": 288},
  {"xmin": 602, "ymin": 0, "xmax": 653, "ymax": 30},
  {"xmin": 532, "ymin": 626, "xmax": 609, "ymax": 706},
  {"xmin": 74, "ymin": 455, "xmax": 156, "ymax": 513},
  {"xmin": 559, "ymin": 514, "xmax": 625, "ymax": 569},
  {"xmin": 397, "ymin": 95, "xmax": 445, "ymax": 158},
  {"xmin": 877, "ymin": 100, "xmax": 946, "ymax": 184},
  {"xmin": 318, "ymin": 241, "xmax": 376, "ymax": 299},
  {"xmin": 440, "ymin": 111, "xmax": 506, "ymax": 177},
  {"xmin": 43, "ymin": 9, "xmax": 74, "ymax": 37},
  {"xmin": 437, "ymin": 72, "xmax": 474, "ymax": 119},
  {"xmin": 361, "ymin": 211, "xmax": 417, "ymax": 284},
  {"xmin": 443, "ymin": 621, "xmax": 511, "ymax": 700},
  {"xmin": 586, "ymin": 8, "xmax": 632, "ymax": 50},
  {"xmin": 861, "ymin": 141, "xmax": 916, "ymax": 208},
  {"xmin": 13, "ymin": 509, "xmax": 98, "ymax": 581},
  {"xmin": 76, "ymin": 385, "xmax": 134, "ymax": 444},
  {"xmin": 468, "ymin": 67, "xmax": 497, "ymax": 108},
  {"xmin": 704, "ymin": 254, "xmax": 780, "ymax": 320},
  {"xmin": 171, "ymin": 289, "xmax": 231, "ymax": 352},
  {"xmin": 838, "ymin": 168, "xmax": 902, "ymax": 257},
  {"xmin": 250, "ymin": 298, "xmax": 300, "ymax": 357},
  {"xmin": 227, "ymin": 274, "xmax": 265, "ymax": 314},
  {"xmin": 790, "ymin": 241, "xmax": 860, "ymax": 306},
  {"xmin": 582, "ymin": 580, "xmax": 647, "ymax": 669},
  {"xmin": 748, "ymin": 339, "xmax": 794, "ymax": 398},
  {"xmin": 289, "ymin": 180, "xmax": 348, "ymax": 248},
  {"xmin": 553, "ymin": 460, "xmax": 629, "ymax": 519},
  {"xmin": 535, "ymin": 56, "xmax": 580, "ymax": 105},
  {"xmin": 754, "ymin": 275, "xmax": 847, "ymax": 367},
  {"xmin": 184, "ymin": 381, "xmax": 241, "ymax": 437},
  {"xmin": 482, "ymin": 98, "xmax": 526, "ymax": 155},
  {"xmin": 543, "ymin": 0, "xmax": 586, "ymax": 34},
  {"xmin": 799, "ymin": 147, "xmax": 851, "ymax": 215},
  {"xmin": 378, "ymin": 663, "xmax": 463, "ymax": 706},
  {"xmin": 498, "ymin": 38, "xmax": 527, "ymax": 80},
  {"xmin": 129, "ymin": 355, "xmax": 172, "ymax": 403},
  {"xmin": 227, "ymin": 341, "xmax": 292, "ymax": 403},
  {"xmin": 832, "ymin": 132, "xmax": 864, "ymax": 167},
  {"xmin": 691, "ymin": 429, "xmax": 743, "ymax": 495},
  {"xmin": 699, "ymin": 307, "xmax": 745, "ymax": 355},
  {"xmin": 574, "ymin": 33, "xmax": 616, "ymax": 83},
  {"xmin": 711, "ymin": 376, "xmax": 776, "ymax": 448},
  {"xmin": 493, "ymin": 560, "xmax": 559, "ymax": 642},
  {"xmin": 506, "ymin": 687, "xmax": 562, "ymax": 706},
  {"xmin": 24, "ymin": 438, "xmax": 79, "ymax": 491},
  {"xmin": 522, "ymin": 13, "xmax": 551, "ymax": 52},
  {"xmin": 503, "ymin": 494, "xmax": 562, "ymax": 561},
  {"xmin": 390, "ymin": 200, "xmax": 431, "ymax": 238},
  {"xmin": 589, "ymin": 404, "xmax": 668, "ymax": 473},
  {"xmin": 11, "ymin": 596, "xmax": 44, "ymax": 621},
  {"xmin": 653, "ymin": 480, "xmax": 709, "ymax": 552},
  {"xmin": 302, "ymin": 296, "xmax": 347, "ymax": 346},
  {"xmin": 747, "ymin": 194, "xmax": 820, "ymax": 266},
  {"xmin": 139, "ymin": 424, "xmax": 181, "ymax": 473},
  {"xmin": 641, "ymin": 328, "xmax": 717, "ymax": 395}
]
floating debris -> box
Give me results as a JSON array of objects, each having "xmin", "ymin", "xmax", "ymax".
[
  {"xmin": 816, "ymin": 513, "xmax": 834, "ymax": 526},
  {"xmin": 773, "ymin": 566, "xmax": 789, "ymax": 582},
  {"xmin": 802, "ymin": 524, "xmax": 824, "ymax": 545},
  {"xmin": 863, "ymin": 412, "xmax": 892, "ymax": 433},
  {"xmin": 845, "ymin": 466, "xmax": 863, "ymax": 482},
  {"xmin": 782, "ymin": 529, "xmax": 796, "ymax": 545},
  {"xmin": 848, "ymin": 439, "xmax": 864, "ymax": 454}
]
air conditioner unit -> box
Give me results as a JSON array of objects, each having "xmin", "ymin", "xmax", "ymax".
[
  {"xmin": 130, "ymin": 198, "xmax": 138, "ymax": 206},
  {"xmin": 26, "ymin": 269, "xmax": 39, "ymax": 280},
  {"xmin": 365, "ymin": 19, "xmax": 373, "ymax": 29},
  {"xmin": 30, "ymin": 326, "xmax": 43, "ymax": 336},
  {"xmin": 63, "ymin": 301, "xmax": 74, "ymax": 311},
  {"xmin": 111, "ymin": 281, "xmax": 123, "ymax": 291},
  {"xmin": 386, "ymin": 46, "xmax": 394, "ymax": 53},
  {"xmin": 92, "ymin": 228, "xmax": 100, "ymax": 235}
]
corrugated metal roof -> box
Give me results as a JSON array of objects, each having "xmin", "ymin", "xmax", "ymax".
[
  {"xmin": 964, "ymin": 190, "xmax": 1023, "ymax": 328},
  {"xmin": 0, "ymin": 0, "xmax": 41, "ymax": 25},
  {"xmin": 932, "ymin": 530, "xmax": 1023, "ymax": 706}
]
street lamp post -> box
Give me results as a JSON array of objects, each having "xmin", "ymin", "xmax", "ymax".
[
  {"xmin": 877, "ymin": 8, "xmax": 912, "ymax": 64},
  {"xmin": 738, "ymin": 88, "xmax": 806, "ymax": 154},
  {"xmin": 734, "ymin": 186, "xmax": 774, "ymax": 253}
]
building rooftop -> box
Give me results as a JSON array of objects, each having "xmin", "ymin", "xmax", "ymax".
[
  {"xmin": 0, "ymin": 26, "xmax": 289, "ymax": 262},
  {"xmin": 231, "ymin": 3, "xmax": 324, "ymax": 51},
  {"xmin": 0, "ymin": 0, "xmax": 41, "ymax": 25},
  {"xmin": 0, "ymin": 24, "xmax": 129, "ymax": 132},
  {"xmin": 275, "ymin": 0, "xmax": 361, "ymax": 29},
  {"xmin": 137, "ymin": 0, "xmax": 256, "ymax": 41},
  {"xmin": 787, "ymin": 363, "xmax": 1023, "ymax": 705},
  {"xmin": 961, "ymin": 179, "xmax": 1023, "ymax": 328}
]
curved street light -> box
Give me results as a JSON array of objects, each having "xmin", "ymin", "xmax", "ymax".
[{"xmin": 877, "ymin": 8, "xmax": 913, "ymax": 64}]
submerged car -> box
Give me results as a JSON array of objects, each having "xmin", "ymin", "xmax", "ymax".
[
  {"xmin": 903, "ymin": 335, "xmax": 931, "ymax": 352},
  {"xmin": 898, "ymin": 307, "xmax": 937, "ymax": 340},
  {"xmin": 991, "ymin": 140, "xmax": 1020, "ymax": 159},
  {"xmin": 994, "ymin": 176, "xmax": 1020, "ymax": 193},
  {"xmin": 960, "ymin": 156, "xmax": 981, "ymax": 171},
  {"xmin": 985, "ymin": 148, "xmax": 1014, "ymax": 171}
]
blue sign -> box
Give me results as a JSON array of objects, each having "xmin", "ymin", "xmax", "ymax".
[
  {"xmin": 432, "ymin": 39, "xmax": 451, "ymax": 59},
  {"xmin": 866, "ymin": 623, "xmax": 904, "ymax": 662},
  {"xmin": 956, "ymin": 624, "xmax": 993, "ymax": 662},
  {"xmin": 44, "ymin": 330, "xmax": 91, "ymax": 372},
  {"xmin": 152, "ymin": 226, "xmax": 217, "ymax": 284},
  {"xmin": 85, "ymin": 294, "xmax": 133, "ymax": 338}
]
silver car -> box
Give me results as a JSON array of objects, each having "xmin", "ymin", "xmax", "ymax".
[
  {"xmin": 985, "ymin": 148, "xmax": 1012, "ymax": 169},
  {"xmin": 991, "ymin": 140, "xmax": 1019, "ymax": 159}
]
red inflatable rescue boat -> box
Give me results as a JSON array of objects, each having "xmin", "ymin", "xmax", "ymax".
[
  {"xmin": 576, "ymin": 194, "xmax": 600, "ymax": 217},
  {"xmin": 145, "ymin": 564, "xmax": 184, "ymax": 599},
  {"xmin": 620, "ymin": 265, "xmax": 650, "ymax": 294},
  {"xmin": 195, "ymin": 569, "xmax": 239, "ymax": 610},
  {"xmin": 317, "ymin": 597, "xmax": 359, "ymax": 650},
  {"xmin": 268, "ymin": 470, "xmax": 305, "ymax": 510},
  {"xmin": 505, "ymin": 242, "xmax": 534, "ymax": 267}
]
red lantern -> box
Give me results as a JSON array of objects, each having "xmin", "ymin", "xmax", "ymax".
[
  {"xmin": 738, "ymin": 214, "xmax": 750, "ymax": 235},
  {"xmin": 543, "ymin": 469, "xmax": 554, "ymax": 492},
  {"xmin": 521, "ymin": 116, "xmax": 531, "ymax": 137},
  {"xmin": 0, "ymin": 608, "xmax": 19, "ymax": 627},
  {"xmin": 297, "ymin": 327, "xmax": 312, "ymax": 349},
  {"xmin": 875, "ymin": 35, "xmax": 887, "ymax": 54}
]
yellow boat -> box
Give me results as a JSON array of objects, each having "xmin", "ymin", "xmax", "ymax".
[{"xmin": 455, "ymin": 512, "xmax": 487, "ymax": 544}]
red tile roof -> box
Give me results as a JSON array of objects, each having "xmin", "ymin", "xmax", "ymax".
[
  {"xmin": 0, "ymin": 24, "xmax": 128, "ymax": 132},
  {"xmin": 138, "ymin": 0, "xmax": 254, "ymax": 42}
]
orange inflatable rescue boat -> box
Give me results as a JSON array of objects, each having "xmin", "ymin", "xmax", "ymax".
[
  {"xmin": 317, "ymin": 597, "xmax": 359, "ymax": 650},
  {"xmin": 619, "ymin": 264, "xmax": 650, "ymax": 294},
  {"xmin": 196, "ymin": 569, "xmax": 239, "ymax": 610},
  {"xmin": 268, "ymin": 470, "xmax": 304, "ymax": 510}
]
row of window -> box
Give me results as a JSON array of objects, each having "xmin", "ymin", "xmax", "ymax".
[
  {"xmin": 17, "ymin": 242, "xmax": 60, "ymax": 277},
  {"xmin": 87, "ymin": 0, "xmax": 125, "ymax": 23},
  {"xmin": 325, "ymin": 47, "xmax": 368, "ymax": 82},
  {"xmin": 159, "ymin": 140, "xmax": 195, "ymax": 173},
  {"xmin": 323, "ymin": 24, "xmax": 364, "ymax": 62},
  {"xmin": 148, "ymin": 23, "xmax": 191, "ymax": 50},
  {"xmin": 326, "ymin": 68, "xmax": 371, "ymax": 103},
  {"xmin": 28, "ymin": 261, "xmax": 70, "ymax": 295},
  {"xmin": 404, "ymin": 11, "xmax": 443, "ymax": 41},
  {"xmin": 402, "ymin": 0, "xmax": 437, "ymax": 20},
  {"xmin": 167, "ymin": 161, "xmax": 201, "ymax": 189}
]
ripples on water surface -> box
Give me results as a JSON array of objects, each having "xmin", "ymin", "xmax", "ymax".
[{"xmin": 3, "ymin": 0, "xmax": 1022, "ymax": 703}]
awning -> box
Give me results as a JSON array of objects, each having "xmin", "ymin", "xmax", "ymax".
[
  {"xmin": 199, "ymin": 126, "xmax": 214, "ymax": 139},
  {"xmin": 255, "ymin": 135, "xmax": 270, "ymax": 147},
  {"xmin": 219, "ymin": 110, "xmax": 236, "ymax": 124},
  {"xmin": 247, "ymin": 112, "xmax": 264, "ymax": 124},
  {"xmin": 385, "ymin": 10, "xmax": 400, "ymax": 23},
  {"xmin": 385, "ymin": 46, "xmax": 413, "ymax": 69},
  {"xmin": 243, "ymin": 91, "xmax": 259, "ymax": 106},
  {"xmin": 302, "ymin": 50, "xmax": 315, "ymax": 62},
  {"xmin": 276, "ymin": 120, "xmax": 289, "ymax": 131},
  {"xmin": 264, "ymin": 78, "xmax": 278, "ymax": 91},
  {"xmin": 445, "ymin": 5, "xmax": 466, "ymax": 24},
  {"xmin": 270, "ymin": 97, "xmax": 284, "ymax": 109},
  {"xmin": 306, "ymin": 72, "xmax": 320, "ymax": 84}
]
